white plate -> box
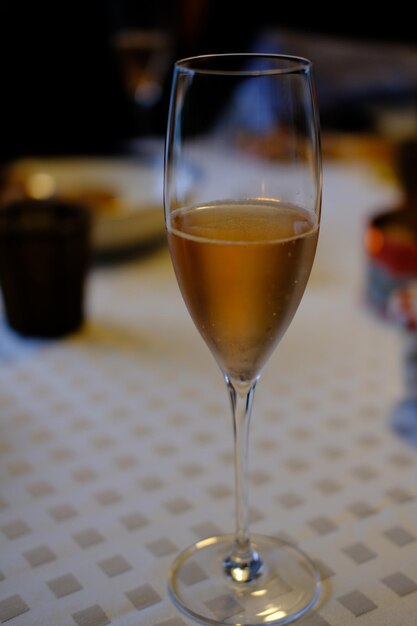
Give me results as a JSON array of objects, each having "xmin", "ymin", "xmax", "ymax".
[{"xmin": 5, "ymin": 157, "xmax": 173, "ymax": 255}]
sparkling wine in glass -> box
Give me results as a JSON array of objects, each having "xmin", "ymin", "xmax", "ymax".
[{"xmin": 164, "ymin": 54, "xmax": 322, "ymax": 626}]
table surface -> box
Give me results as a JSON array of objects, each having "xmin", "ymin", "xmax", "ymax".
[{"xmin": 1, "ymin": 158, "xmax": 417, "ymax": 626}]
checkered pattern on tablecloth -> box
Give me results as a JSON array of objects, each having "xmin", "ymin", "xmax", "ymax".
[{"xmin": 1, "ymin": 163, "xmax": 417, "ymax": 625}]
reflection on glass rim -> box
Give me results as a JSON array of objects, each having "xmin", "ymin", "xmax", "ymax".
[{"xmin": 175, "ymin": 53, "xmax": 312, "ymax": 76}]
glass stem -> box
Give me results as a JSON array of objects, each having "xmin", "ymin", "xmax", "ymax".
[{"xmin": 223, "ymin": 375, "xmax": 263, "ymax": 583}]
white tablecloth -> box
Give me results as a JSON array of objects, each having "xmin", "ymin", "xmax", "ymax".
[{"xmin": 1, "ymin": 161, "xmax": 417, "ymax": 626}]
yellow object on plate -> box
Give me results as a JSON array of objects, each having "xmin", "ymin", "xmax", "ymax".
[{"xmin": 1, "ymin": 157, "xmax": 171, "ymax": 256}]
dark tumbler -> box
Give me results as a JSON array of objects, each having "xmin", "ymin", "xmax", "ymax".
[{"xmin": 0, "ymin": 199, "xmax": 91, "ymax": 337}]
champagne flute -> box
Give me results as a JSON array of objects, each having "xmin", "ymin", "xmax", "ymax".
[{"xmin": 164, "ymin": 53, "xmax": 322, "ymax": 626}]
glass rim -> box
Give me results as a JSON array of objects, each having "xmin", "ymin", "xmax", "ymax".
[{"xmin": 174, "ymin": 53, "xmax": 312, "ymax": 76}]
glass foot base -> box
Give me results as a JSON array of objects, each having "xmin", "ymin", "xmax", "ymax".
[{"xmin": 168, "ymin": 534, "xmax": 320, "ymax": 625}]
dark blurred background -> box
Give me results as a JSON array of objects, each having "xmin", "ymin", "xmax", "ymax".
[{"xmin": 0, "ymin": 0, "xmax": 416, "ymax": 161}]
